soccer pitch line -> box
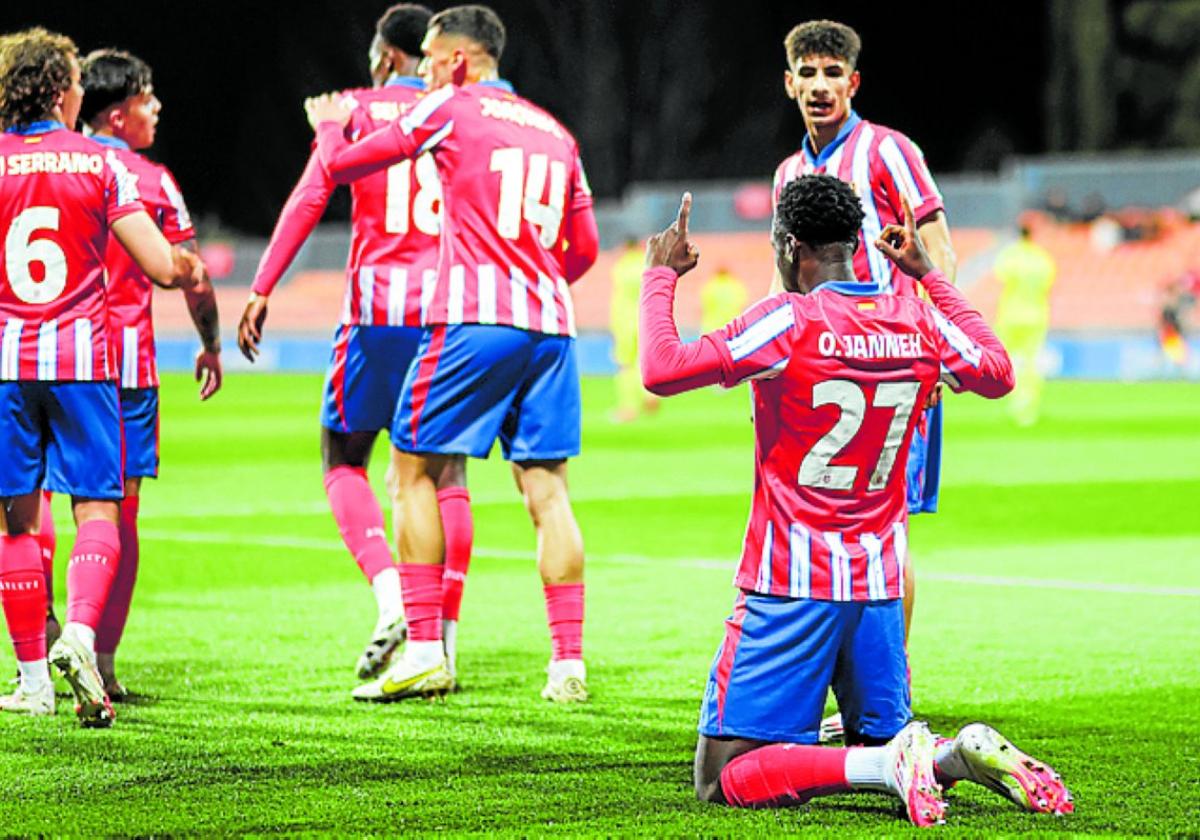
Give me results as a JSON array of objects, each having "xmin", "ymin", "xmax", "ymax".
[{"xmin": 137, "ymin": 528, "xmax": 1200, "ymax": 598}]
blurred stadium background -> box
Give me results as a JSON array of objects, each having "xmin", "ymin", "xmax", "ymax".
[{"xmin": 6, "ymin": 0, "xmax": 1200, "ymax": 382}]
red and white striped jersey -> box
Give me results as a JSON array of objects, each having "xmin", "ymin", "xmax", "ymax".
[
  {"xmin": 710, "ymin": 277, "xmax": 1010, "ymax": 601},
  {"xmin": 316, "ymin": 80, "xmax": 594, "ymax": 336},
  {"xmin": 92, "ymin": 135, "xmax": 194, "ymax": 389},
  {"xmin": 0, "ymin": 123, "xmax": 145, "ymax": 382},
  {"xmin": 773, "ymin": 114, "xmax": 944, "ymax": 297},
  {"xmin": 252, "ymin": 77, "xmax": 441, "ymax": 328}
]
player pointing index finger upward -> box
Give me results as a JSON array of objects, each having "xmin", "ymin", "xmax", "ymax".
[
  {"xmin": 640, "ymin": 174, "xmax": 1071, "ymax": 825},
  {"xmin": 307, "ymin": 4, "xmax": 599, "ymax": 703},
  {"xmin": 773, "ymin": 19, "xmax": 959, "ymax": 739}
]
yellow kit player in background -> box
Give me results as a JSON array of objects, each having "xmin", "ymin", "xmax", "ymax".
[
  {"xmin": 700, "ymin": 265, "xmax": 748, "ymax": 334},
  {"xmin": 610, "ymin": 237, "xmax": 659, "ymax": 422},
  {"xmin": 993, "ymin": 222, "xmax": 1056, "ymax": 426}
]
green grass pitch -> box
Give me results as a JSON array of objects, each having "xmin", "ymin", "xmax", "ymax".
[{"xmin": 1, "ymin": 374, "xmax": 1197, "ymax": 835}]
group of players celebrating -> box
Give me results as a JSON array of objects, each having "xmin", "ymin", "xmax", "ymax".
[{"xmin": 0, "ymin": 6, "xmax": 1073, "ymax": 828}]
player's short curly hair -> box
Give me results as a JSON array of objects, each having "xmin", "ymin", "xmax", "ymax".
[
  {"xmin": 0, "ymin": 28, "xmax": 77, "ymax": 129},
  {"xmin": 378, "ymin": 3, "xmax": 433, "ymax": 57},
  {"xmin": 784, "ymin": 20, "xmax": 861, "ymax": 69},
  {"xmin": 430, "ymin": 5, "xmax": 506, "ymax": 61},
  {"xmin": 774, "ymin": 174, "xmax": 865, "ymax": 249},
  {"xmin": 79, "ymin": 49, "xmax": 152, "ymax": 127}
]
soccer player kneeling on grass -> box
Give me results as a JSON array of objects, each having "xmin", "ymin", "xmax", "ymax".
[{"xmin": 639, "ymin": 177, "xmax": 1073, "ymax": 825}]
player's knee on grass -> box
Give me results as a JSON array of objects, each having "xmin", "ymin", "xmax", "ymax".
[{"xmin": 694, "ymin": 735, "xmax": 763, "ymax": 804}]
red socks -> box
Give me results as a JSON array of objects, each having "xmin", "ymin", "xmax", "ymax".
[
  {"xmin": 65, "ymin": 520, "xmax": 120, "ymax": 629},
  {"xmin": 37, "ymin": 491, "xmax": 55, "ymax": 603},
  {"xmin": 543, "ymin": 582, "xmax": 584, "ymax": 660},
  {"xmin": 324, "ymin": 466, "xmax": 394, "ymax": 582},
  {"xmin": 437, "ymin": 487, "xmax": 473, "ymax": 622},
  {"xmin": 720, "ymin": 745, "xmax": 850, "ymax": 808},
  {"xmin": 399, "ymin": 563, "xmax": 443, "ymax": 642},
  {"xmin": 97, "ymin": 496, "xmax": 139, "ymax": 655},
  {"xmin": 324, "ymin": 463, "xmax": 393, "ymax": 580},
  {"xmin": 0, "ymin": 535, "xmax": 48, "ymax": 661}
]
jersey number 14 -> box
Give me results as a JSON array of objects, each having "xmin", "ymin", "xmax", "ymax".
[{"xmin": 489, "ymin": 147, "xmax": 567, "ymax": 249}]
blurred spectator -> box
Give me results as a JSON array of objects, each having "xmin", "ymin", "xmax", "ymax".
[
  {"xmin": 1042, "ymin": 188, "xmax": 1076, "ymax": 223},
  {"xmin": 609, "ymin": 237, "xmax": 659, "ymax": 422},
  {"xmin": 994, "ymin": 222, "xmax": 1057, "ymax": 426},
  {"xmin": 700, "ymin": 265, "xmax": 749, "ymax": 335},
  {"xmin": 1158, "ymin": 267, "xmax": 1199, "ymax": 371}
]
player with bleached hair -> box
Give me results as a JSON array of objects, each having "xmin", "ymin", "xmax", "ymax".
[
  {"xmin": 239, "ymin": 4, "xmax": 478, "ymax": 689},
  {"xmin": 306, "ymin": 3, "xmax": 599, "ymax": 703},
  {"xmin": 0, "ymin": 28, "xmax": 203, "ymax": 726},
  {"xmin": 639, "ymin": 175, "xmax": 1071, "ymax": 825}
]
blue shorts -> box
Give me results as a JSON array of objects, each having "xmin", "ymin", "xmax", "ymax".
[
  {"xmin": 321, "ymin": 324, "xmax": 424, "ymax": 434},
  {"xmin": 906, "ymin": 402, "xmax": 943, "ymax": 514},
  {"xmin": 698, "ymin": 592, "xmax": 909, "ymax": 744},
  {"xmin": 121, "ymin": 387, "xmax": 159, "ymax": 479},
  {"xmin": 0, "ymin": 381, "xmax": 123, "ymax": 500},
  {"xmin": 392, "ymin": 324, "xmax": 581, "ymax": 461}
]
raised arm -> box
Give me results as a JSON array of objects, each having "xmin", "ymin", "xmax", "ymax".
[
  {"xmin": 876, "ymin": 197, "xmax": 1013, "ymax": 399},
  {"xmin": 307, "ymin": 87, "xmax": 453, "ymax": 184},
  {"xmin": 639, "ymin": 193, "xmax": 726, "ymax": 395}
]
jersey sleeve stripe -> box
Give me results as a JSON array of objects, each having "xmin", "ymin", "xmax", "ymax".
[
  {"xmin": 850, "ymin": 126, "xmax": 892, "ymax": 288},
  {"xmin": 415, "ymin": 120, "xmax": 454, "ymax": 156},
  {"xmin": 877, "ymin": 135, "xmax": 925, "ymax": 208},
  {"xmin": 105, "ymin": 150, "xmax": 141, "ymax": 205},
  {"xmin": 932, "ymin": 309, "xmax": 983, "ymax": 367},
  {"xmin": 726, "ymin": 304, "xmax": 795, "ymax": 361},
  {"xmin": 400, "ymin": 85, "xmax": 455, "ymax": 135}
]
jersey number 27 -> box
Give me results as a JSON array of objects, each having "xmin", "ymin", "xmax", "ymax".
[{"xmin": 798, "ymin": 379, "xmax": 922, "ymax": 492}]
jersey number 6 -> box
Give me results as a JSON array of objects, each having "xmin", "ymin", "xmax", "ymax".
[{"xmin": 5, "ymin": 206, "xmax": 68, "ymax": 305}]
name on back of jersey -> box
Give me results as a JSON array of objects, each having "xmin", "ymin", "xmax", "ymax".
[
  {"xmin": 818, "ymin": 330, "xmax": 923, "ymax": 360},
  {"xmin": 479, "ymin": 96, "xmax": 563, "ymax": 138},
  {"xmin": 0, "ymin": 151, "xmax": 104, "ymax": 177}
]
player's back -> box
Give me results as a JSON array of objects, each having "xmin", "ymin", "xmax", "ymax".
[
  {"xmin": 419, "ymin": 81, "xmax": 589, "ymax": 336},
  {"xmin": 0, "ymin": 126, "xmax": 140, "ymax": 381},
  {"xmin": 724, "ymin": 284, "xmax": 947, "ymax": 600},
  {"xmin": 342, "ymin": 79, "xmax": 440, "ymax": 327}
]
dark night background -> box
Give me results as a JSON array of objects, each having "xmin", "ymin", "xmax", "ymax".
[{"xmin": 3, "ymin": 0, "xmax": 1198, "ymax": 235}]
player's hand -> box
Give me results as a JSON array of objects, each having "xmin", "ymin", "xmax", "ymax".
[
  {"xmin": 645, "ymin": 192, "xmax": 700, "ymax": 277},
  {"xmin": 874, "ymin": 194, "xmax": 936, "ymax": 279},
  {"xmin": 195, "ymin": 349, "xmax": 223, "ymax": 400},
  {"xmin": 305, "ymin": 93, "xmax": 352, "ymax": 130},
  {"xmin": 237, "ymin": 294, "xmax": 269, "ymax": 363},
  {"xmin": 926, "ymin": 382, "xmax": 944, "ymax": 409}
]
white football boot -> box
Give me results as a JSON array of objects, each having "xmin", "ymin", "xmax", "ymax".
[{"xmin": 540, "ymin": 659, "xmax": 588, "ymax": 703}]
